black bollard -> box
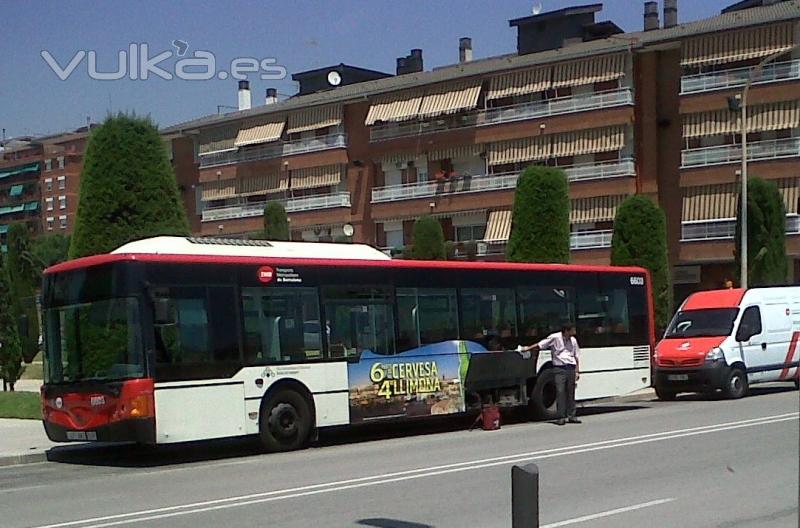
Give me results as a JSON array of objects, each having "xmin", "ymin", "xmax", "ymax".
[{"xmin": 512, "ymin": 463, "xmax": 539, "ymax": 527}]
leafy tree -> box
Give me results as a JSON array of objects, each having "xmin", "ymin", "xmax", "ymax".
[
  {"xmin": 31, "ymin": 233, "xmax": 71, "ymax": 275},
  {"xmin": 6, "ymin": 224, "xmax": 40, "ymax": 363},
  {"xmin": 0, "ymin": 255, "xmax": 24, "ymax": 391},
  {"xmin": 610, "ymin": 195, "xmax": 672, "ymax": 332},
  {"xmin": 735, "ymin": 177, "xmax": 787, "ymax": 287},
  {"xmin": 410, "ymin": 216, "xmax": 446, "ymax": 260},
  {"xmin": 69, "ymin": 114, "xmax": 189, "ymax": 259},
  {"xmin": 263, "ymin": 201, "xmax": 289, "ymax": 241},
  {"xmin": 506, "ymin": 166, "xmax": 570, "ymax": 263}
]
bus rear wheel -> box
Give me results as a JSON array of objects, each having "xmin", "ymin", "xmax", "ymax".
[
  {"xmin": 259, "ymin": 389, "xmax": 312, "ymax": 452},
  {"xmin": 528, "ymin": 369, "xmax": 558, "ymax": 420}
]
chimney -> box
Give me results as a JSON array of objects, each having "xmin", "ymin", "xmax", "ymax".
[
  {"xmin": 663, "ymin": 0, "xmax": 677, "ymax": 29},
  {"xmin": 459, "ymin": 37, "xmax": 473, "ymax": 63},
  {"xmin": 265, "ymin": 87, "xmax": 278, "ymax": 105},
  {"xmin": 644, "ymin": 1, "xmax": 659, "ymax": 31},
  {"xmin": 396, "ymin": 49, "xmax": 423, "ymax": 75},
  {"xmin": 238, "ymin": 80, "xmax": 251, "ymax": 111}
]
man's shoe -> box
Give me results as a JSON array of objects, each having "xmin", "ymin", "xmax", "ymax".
[
  {"xmin": 567, "ymin": 418, "xmax": 582, "ymax": 424},
  {"xmin": 555, "ymin": 418, "xmax": 566, "ymax": 426}
]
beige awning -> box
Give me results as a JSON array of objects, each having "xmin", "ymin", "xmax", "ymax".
[
  {"xmin": 236, "ymin": 173, "xmax": 288, "ymax": 197},
  {"xmin": 234, "ymin": 120, "xmax": 286, "ymax": 147},
  {"xmin": 683, "ymin": 100, "xmax": 800, "ymax": 138},
  {"xmin": 552, "ymin": 53, "xmax": 626, "ymax": 89},
  {"xmin": 286, "ymin": 105, "xmax": 342, "ymax": 134},
  {"xmin": 776, "ymin": 178, "xmax": 799, "ymax": 215},
  {"xmin": 571, "ymin": 195, "xmax": 627, "ymax": 224},
  {"xmin": 487, "ymin": 136, "xmax": 551, "ymax": 166},
  {"xmin": 487, "ymin": 66, "xmax": 551, "ymax": 100},
  {"xmin": 552, "ymin": 126, "xmax": 626, "ymax": 158},
  {"xmin": 682, "ymin": 22, "xmax": 796, "ymax": 67},
  {"xmin": 290, "ymin": 165, "xmax": 342, "ymax": 190},
  {"xmin": 418, "ymin": 79, "xmax": 483, "ymax": 119},
  {"xmin": 364, "ymin": 90, "xmax": 424, "ymax": 125},
  {"xmin": 380, "ymin": 152, "xmax": 420, "ymax": 167},
  {"xmin": 198, "ymin": 125, "xmax": 238, "ymax": 155},
  {"xmin": 483, "ymin": 210, "xmax": 512, "ymax": 242},
  {"xmin": 200, "ymin": 180, "xmax": 236, "ymax": 201},
  {"xmin": 427, "ymin": 144, "xmax": 482, "ymax": 161},
  {"xmin": 682, "ymin": 184, "xmax": 738, "ymax": 221}
]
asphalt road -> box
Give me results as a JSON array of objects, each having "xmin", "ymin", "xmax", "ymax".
[{"xmin": 1, "ymin": 386, "xmax": 798, "ymax": 528}]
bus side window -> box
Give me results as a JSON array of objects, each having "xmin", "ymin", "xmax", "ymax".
[
  {"xmin": 322, "ymin": 286, "xmax": 395, "ymax": 357},
  {"xmin": 459, "ymin": 288, "xmax": 517, "ymax": 350},
  {"xmin": 516, "ymin": 287, "xmax": 575, "ymax": 343},
  {"xmin": 396, "ymin": 288, "xmax": 458, "ymax": 353}
]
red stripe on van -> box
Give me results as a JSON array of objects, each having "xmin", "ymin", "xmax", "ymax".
[
  {"xmin": 682, "ymin": 288, "xmax": 746, "ymax": 311},
  {"xmin": 779, "ymin": 331, "xmax": 800, "ymax": 381}
]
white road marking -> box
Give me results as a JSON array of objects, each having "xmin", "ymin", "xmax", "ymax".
[
  {"xmin": 27, "ymin": 412, "xmax": 797, "ymax": 528},
  {"xmin": 541, "ymin": 498, "xmax": 675, "ymax": 527}
]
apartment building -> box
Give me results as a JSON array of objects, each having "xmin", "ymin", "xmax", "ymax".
[
  {"xmin": 38, "ymin": 129, "xmax": 91, "ymax": 235},
  {"xmin": 165, "ymin": 0, "xmax": 800, "ymax": 300},
  {"xmin": 0, "ymin": 138, "xmax": 44, "ymax": 249}
]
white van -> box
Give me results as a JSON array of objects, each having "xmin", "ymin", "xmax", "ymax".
[{"xmin": 654, "ymin": 286, "xmax": 800, "ymax": 399}]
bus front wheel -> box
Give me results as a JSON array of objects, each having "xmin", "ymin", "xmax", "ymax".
[
  {"xmin": 528, "ymin": 369, "xmax": 558, "ymax": 421},
  {"xmin": 259, "ymin": 389, "xmax": 312, "ymax": 452}
]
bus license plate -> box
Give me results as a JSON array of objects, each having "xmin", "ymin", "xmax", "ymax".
[
  {"xmin": 668, "ymin": 374, "xmax": 689, "ymax": 381},
  {"xmin": 66, "ymin": 431, "xmax": 98, "ymax": 441}
]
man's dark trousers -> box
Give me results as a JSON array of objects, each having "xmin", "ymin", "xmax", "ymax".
[{"xmin": 554, "ymin": 365, "xmax": 576, "ymax": 420}]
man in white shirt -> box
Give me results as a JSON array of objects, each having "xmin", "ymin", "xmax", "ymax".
[{"xmin": 523, "ymin": 321, "xmax": 581, "ymax": 426}]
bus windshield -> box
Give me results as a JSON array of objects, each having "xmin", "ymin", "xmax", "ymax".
[
  {"xmin": 44, "ymin": 297, "xmax": 145, "ymax": 384},
  {"xmin": 664, "ymin": 308, "xmax": 739, "ymax": 339}
]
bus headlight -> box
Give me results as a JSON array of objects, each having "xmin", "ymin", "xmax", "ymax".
[{"xmin": 705, "ymin": 347, "xmax": 724, "ymax": 362}]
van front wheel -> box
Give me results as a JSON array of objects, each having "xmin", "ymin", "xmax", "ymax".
[{"xmin": 722, "ymin": 368, "xmax": 748, "ymax": 399}]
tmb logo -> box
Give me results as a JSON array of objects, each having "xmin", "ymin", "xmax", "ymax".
[{"xmin": 257, "ymin": 266, "xmax": 274, "ymax": 283}]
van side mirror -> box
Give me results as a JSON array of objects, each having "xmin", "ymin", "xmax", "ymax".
[{"xmin": 153, "ymin": 298, "xmax": 176, "ymax": 325}]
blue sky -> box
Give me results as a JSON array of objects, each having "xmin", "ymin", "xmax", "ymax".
[{"xmin": 1, "ymin": 0, "xmax": 735, "ymax": 138}]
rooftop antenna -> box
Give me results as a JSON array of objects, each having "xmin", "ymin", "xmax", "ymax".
[{"xmin": 532, "ymin": 2, "xmax": 543, "ymax": 15}]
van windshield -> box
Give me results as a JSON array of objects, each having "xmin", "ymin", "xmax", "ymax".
[{"xmin": 664, "ymin": 308, "xmax": 739, "ymax": 338}]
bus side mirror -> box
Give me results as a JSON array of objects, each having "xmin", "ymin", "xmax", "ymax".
[
  {"xmin": 154, "ymin": 298, "xmax": 176, "ymax": 325},
  {"xmin": 17, "ymin": 314, "xmax": 29, "ymax": 339}
]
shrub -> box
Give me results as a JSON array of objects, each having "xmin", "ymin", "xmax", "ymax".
[
  {"xmin": 734, "ymin": 177, "xmax": 787, "ymax": 286},
  {"xmin": 410, "ymin": 216, "xmax": 446, "ymax": 260}
]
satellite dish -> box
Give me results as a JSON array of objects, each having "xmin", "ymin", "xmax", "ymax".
[
  {"xmin": 327, "ymin": 70, "xmax": 342, "ymax": 86},
  {"xmin": 532, "ymin": 3, "xmax": 543, "ymax": 15},
  {"xmin": 343, "ymin": 223, "xmax": 354, "ymax": 237}
]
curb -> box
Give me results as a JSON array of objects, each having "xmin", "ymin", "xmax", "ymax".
[
  {"xmin": 0, "ymin": 451, "xmax": 48, "ymax": 467},
  {"xmin": 589, "ymin": 388, "xmax": 656, "ymax": 405}
]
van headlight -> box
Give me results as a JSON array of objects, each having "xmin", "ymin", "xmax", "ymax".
[{"xmin": 705, "ymin": 347, "xmax": 724, "ymax": 362}]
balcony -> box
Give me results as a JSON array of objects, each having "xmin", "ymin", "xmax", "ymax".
[
  {"xmin": 201, "ymin": 192, "xmax": 351, "ymax": 222},
  {"xmin": 369, "ymin": 89, "xmax": 633, "ymax": 142},
  {"xmin": 198, "ymin": 134, "xmax": 347, "ymax": 168},
  {"xmin": 681, "ymin": 137, "xmax": 800, "ymax": 168},
  {"xmin": 681, "ymin": 215, "xmax": 799, "ymax": 241},
  {"xmin": 680, "ymin": 60, "xmax": 800, "ymax": 95},
  {"xmin": 371, "ymin": 159, "xmax": 635, "ymax": 203},
  {"xmin": 570, "ymin": 230, "xmax": 613, "ymax": 250}
]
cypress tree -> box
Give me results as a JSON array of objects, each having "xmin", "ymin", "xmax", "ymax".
[
  {"xmin": 0, "ymin": 254, "xmax": 24, "ymax": 391},
  {"xmin": 506, "ymin": 166, "xmax": 570, "ymax": 263},
  {"xmin": 734, "ymin": 177, "xmax": 787, "ymax": 287},
  {"xmin": 410, "ymin": 216, "xmax": 446, "ymax": 260},
  {"xmin": 610, "ymin": 195, "xmax": 673, "ymax": 332},
  {"xmin": 6, "ymin": 223, "xmax": 40, "ymax": 363},
  {"xmin": 263, "ymin": 201, "xmax": 290, "ymax": 241},
  {"xmin": 69, "ymin": 114, "xmax": 189, "ymax": 259}
]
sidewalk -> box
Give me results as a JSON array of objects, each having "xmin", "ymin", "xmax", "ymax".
[
  {"xmin": 0, "ymin": 418, "xmax": 57, "ymax": 466},
  {"xmin": 13, "ymin": 379, "xmax": 42, "ymax": 393}
]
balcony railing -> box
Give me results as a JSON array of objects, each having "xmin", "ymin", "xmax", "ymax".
[
  {"xmin": 198, "ymin": 134, "xmax": 347, "ymax": 168},
  {"xmin": 681, "ymin": 215, "xmax": 799, "ymax": 241},
  {"xmin": 570, "ymin": 230, "xmax": 613, "ymax": 250},
  {"xmin": 371, "ymin": 159, "xmax": 635, "ymax": 203},
  {"xmin": 369, "ymin": 88, "xmax": 633, "ymax": 142},
  {"xmin": 681, "ymin": 137, "xmax": 800, "ymax": 168},
  {"xmin": 201, "ymin": 191, "xmax": 351, "ymax": 222},
  {"xmin": 681, "ymin": 60, "xmax": 800, "ymax": 95}
]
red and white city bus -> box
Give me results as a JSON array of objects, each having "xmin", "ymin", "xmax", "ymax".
[{"xmin": 41, "ymin": 237, "xmax": 655, "ymax": 451}]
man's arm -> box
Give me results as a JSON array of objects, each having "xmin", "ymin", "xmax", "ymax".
[{"xmin": 575, "ymin": 340, "xmax": 581, "ymax": 380}]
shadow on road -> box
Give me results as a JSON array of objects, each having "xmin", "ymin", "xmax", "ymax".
[
  {"xmin": 357, "ymin": 519, "xmax": 435, "ymax": 528},
  {"xmin": 41, "ymin": 401, "xmax": 650, "ymax": 468},
  {"xmin": 669, "ymin": 384, "xmax": 797, "ymax": 402}
]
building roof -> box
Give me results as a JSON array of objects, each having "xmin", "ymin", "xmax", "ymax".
[
  {"xmin": 509, "ymin": 4, "xmax": 603, "ymax": 27},
  {"xmin": 162, "ymin": 0, "xmax": 800, "ymax": 135}
]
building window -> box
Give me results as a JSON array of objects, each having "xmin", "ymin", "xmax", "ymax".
[
  {"xmin": 57, "ymin": 176, "xmax": 66, "ymax": 190},
  {"xmin": 59, "ymin": 215, "xmax": 67, "ymax": 229},
  {"xmin": 46, "ymin": 198, "xmax": 54, "ymax": 211},
  {"xmin": 59, "ymin": 196, "xmax": 66, "ymax": 209},
  {"xmin": 45, "ymin": 178, "xmax": 53, "ymax": 192},
  {"xmin": 46, "ymin": 217, "xmax": 54, "ymax": 231},
  {"xmin": 455, "ymin": 224, "xmax": 487, "ymax": 242},
  {"xmin": 45, "ymin": 159, "xmax": 52, "ymax": 172},
  {"xmin": 57, "ymin": 156, "xmax": 65, "ymax": 170}
]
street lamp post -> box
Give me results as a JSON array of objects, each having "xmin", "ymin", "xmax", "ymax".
[{"xmin": 737, "ymin": 46, "xmax": 799, "ymax": 289}]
